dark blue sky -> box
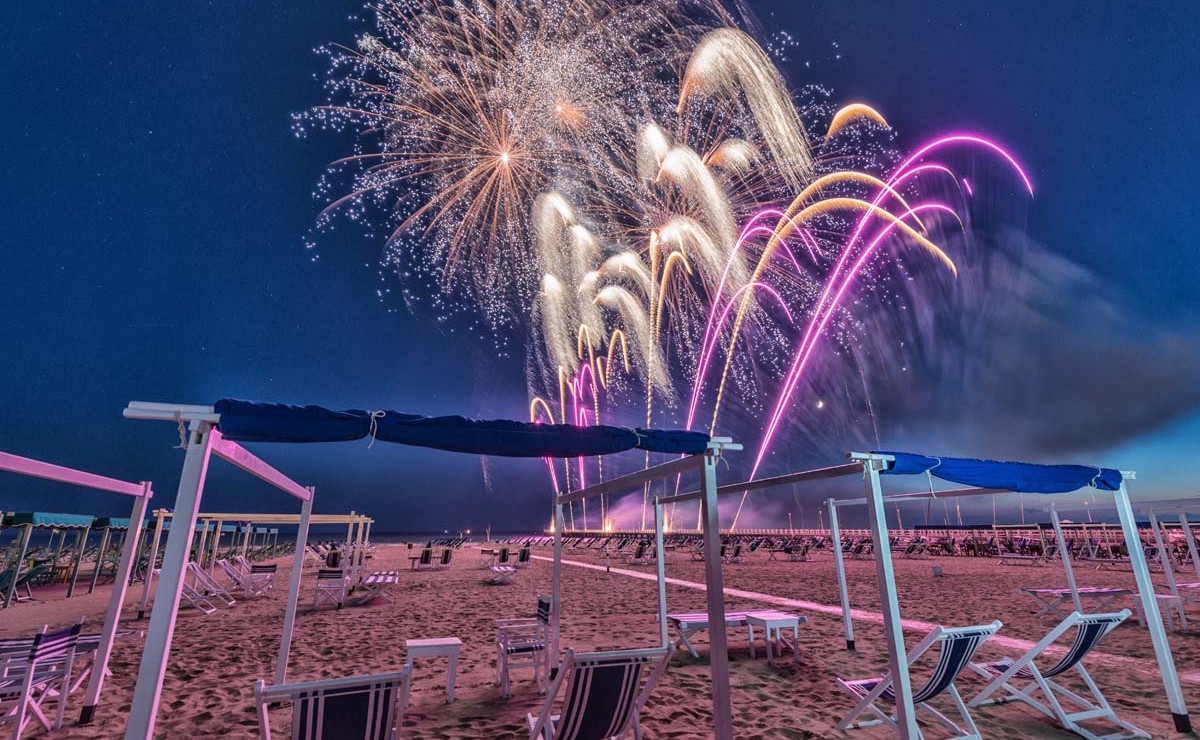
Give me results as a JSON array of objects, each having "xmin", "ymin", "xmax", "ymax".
[{"xmin": 2, "ymin": 1, "xmax": 1197, "ymax": 529}]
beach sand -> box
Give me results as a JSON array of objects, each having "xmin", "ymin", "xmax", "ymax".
[{"xmin": 3, "ymin": 542, "xmax": 1197, "ymax": 738}]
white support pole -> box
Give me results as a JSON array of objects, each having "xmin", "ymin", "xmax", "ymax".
[
  {"xmin": 275, "ymin": 489, "xmax": 314, "ymax": 685},
  {"xmin": 125, "ymin": 421, "xmax": 215, "ymax": 740},
  {"xmin": 354, "ymin": 514, "xmax": 367, "ymax": 583},
  {"xmin": 194, "ymin": 520, "xmax": 210, "ymax": 570},
  {"xmin": 88, "ymin": 526, "xmax": 113, "ymax": 594},
  {"xmin": 65, "ymin": 526, "xmax": 92, "ymax": 598},
  {"xmin": 81, "ymin": 483, "xmax": 151, "ymax": 724},
  {"xmin": 1050, "ymin": 505, "xmax": 1083, "ymax": 613},
  {"xmin": 208, "ymin": 520, "xmax": 222, "ymax": 574},
  {"xmin": 3, "ymin": 524, "xmax": 33, "ymax": 609},
  {"xmin": 551, "ymin": 500, "xmax": 564, "ymax": 672},
  {"xmin": 1113, "ymin": 484, "xmax": 1191, "ymax": 732},
  {"xmin": 653, "ymin": 500, "xmax": 668, "ymax": 648},
  {"xmin": 1149, "ymin": 511, "xmax": 1180, "ymax": 599},
  {"xmin": 700, "ymin": 450, "xmax": 733, "ymax": 740},
  {"xmin": 138, "ymin": 512, "xmax": 165, "ymax": 619},
  {"xmin": 1181, "ymin": 514, "xmax": 1200, "ymax": 581},
  {"xmin": 829, "ymin": 499, "xmax": 855, "ymax": 650},
  {"xmin": 863, "ymin": 459, "xmax": 919, "ymax": 739}
]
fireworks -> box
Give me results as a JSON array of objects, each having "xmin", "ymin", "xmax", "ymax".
[{"xmin": 305, "ymin": 1, "xmax": 1034, "ymax": 529}]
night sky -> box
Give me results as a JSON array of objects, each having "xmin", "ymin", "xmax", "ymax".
[{"xmin": 3, "ymin": 1, "xmax": 1198, "ymax": 531}]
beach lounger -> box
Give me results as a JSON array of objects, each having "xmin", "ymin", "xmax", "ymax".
[
  {"xmin": 525, "ymin": 646, "xmax": 672, "ymax": 740},
  {"xmin": 0, "ymin": 621, "xmax": 83, "ymax": 737},
  {"xmin": 180, "ymin": 579, "xmax": 218, "ymax": 614},
  {"xmin": 312, "ymin": 569, "xmax": 348, "ymax": 610},
  {"xmin": 254, "ymin": 669, "xmax": 411, "ymax": 740},
  {"xmin": 1020, "ymin": 587, "xmax": 1132, "ymax": 618},
  {"xmin": 666, "ymin": 610, "xmax": 750, "ymax": 659},
  {"xmin": 970, "ymin": 610, "xmax": 1146, "ymax": 739},
  {"xmin": 496, "ymin": 595, "xmax": 552, "ymax": 698},
  {"xmin": 347, "ymin": 571, "xmax": 399, "ymax": 606},
  {"xmin": 837, "ymin": 620, "xmax": 1001, "ymax": 739},
  {"xmin": 187, "ymin": 562, "xmax": 236, "ymax": 606},
  {"xmin": 487, "ymin": 565, "xmax": 517, "ymax": 585}
]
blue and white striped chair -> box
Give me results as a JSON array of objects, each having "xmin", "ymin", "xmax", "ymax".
[
  {"xmin": 837, "ymin": 620, "xmax": 1002, "ymax": 740},
  {"xmin": 969, "ymin": 610, "xmax": 1147, "ymax": 739},
  {"xmin": 497, "ymin": 595, "xmax": 552, "ymax": 698},
  {"xmin": 0, "ymin": 620, "xmax": 83, "ymax": 737},
  {"xmin": 254, "ymin": 669, "xmax": 411, "ymax": 740},
  {"xmin": 526, "ymin": 646, "xmax": 672, "ymax": 740}
]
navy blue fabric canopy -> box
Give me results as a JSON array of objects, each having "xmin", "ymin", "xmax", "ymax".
[
  {"xmin": 214, "ymin": 399, "xmax": 710, "ymax": 457},
  {"xmin": 878, "ymin": 451, "xmax": 1122, "ymax": 493}
]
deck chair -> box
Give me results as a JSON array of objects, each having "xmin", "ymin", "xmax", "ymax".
[
  {"xmin": 724, "ymin": 544, "xmax": 744, "ymax": 563},
  {"xmin": 496, "ymin": 547, "xmax": 512, "ymax": 566},
  {"xmin": 413, "ymin": 548, "xmax": 434, "ymax": 570},
  {"xmin": 188, "ymin": 562, "xmax": 237, "ymax": 606},
  {"xmin": 0, "ymin": 620, "xmax": 83, "ymax": 737},
  {"xmin": 515, "ymin": 547, "xmax": 531, "ymax": 568},
  {"xmin": 254, "ymin": 668, "xmax": 411, "ymax": 740},
  {"xmin": 838, "ymin": 620, "xmax": 1002, "ymax": 739},
  {"xmin": 969, "ymin": 610, "xmax": 1146, "ymax": 739},
  {"xmin": 487, "ymin": 565, "xmax": 517, "ymax": 585},
  {"xmin": 436, "ymin": 549, "xmax": 453, "ymax": 569},
  {"xmin": 497, "ymin": 595, "xmax": 552, "ymax": 698},
  {"xmin": 249, "ymin": 564, "xmax": 278, "ymax": 594},
  {"xmin": 526, "ymin": 646, "xmax": 672, "ymax": 740},
  {"xmin": 219, "ymin": 559, "xmax": 270, "ymax": 598},
  {"xmin": 180, "ymin": 579, "xmax": 218, "ymax": 614},
  {"xmin": 313, "ymin": 569, "xmax": 347, "ymax": 610}
]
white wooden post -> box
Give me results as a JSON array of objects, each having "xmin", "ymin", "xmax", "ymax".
[
  {"xmin": 700, "ymin": 449, "xmax": 733, "ymax": 740},
  {"xmin": 1050, "ymin": 505, "xmax": 1083, "ymax": 612},
  {"xmin": 3, "ymin": 523, "xmax": 33, "ymax": 608},
  {"xmin": 66, "ymin": 525, "xmax": 91, "ymax": 597},
  {"xmin": 1113, "ymin": 483, "xmax": 1191, "ymax": 732},
  {"xmin": 863, "ymin": 458, "xmax": 918, "ymax": 738},
  {"xmin": 653, "ymin": 500, "xmax": 668, "ymax": 648},
  {"xmin": 125, "ymin": 421, "xmax": 214, "ymax": 740},
  {"xmin": 194, "ymin": 520, "xmax": 210, "ymax": 570},
  {"xmin": 88, "ymin": 525, "xmax": 114, "ymax": 594},
  {"xmin": 138, "ymin": 511, "xmax": 165, "ymax": 619},
  {"xmin": 551, "ymin": 500, "xmax": 564, "ymax": 671},
  {"xmin": 275, "ymin": 489, "xmax": 314, "ymax": 685},
  {"xmin": 81, "ymin": 483, "xmax": 151, "ymax": 723},
  {"xmin": 829, "ymin": 499, "xmax": 855, "ymax": 649},
  {"xmin": 208, "ymin": 519, "xmax": 222, "ymax": 574},
  {"xmin": 1149, "ymin": 511, "xmax": 1180, "ymax": 599},
  {"xmin": 1181, "ymin": 513, "xmax": 1200, "ymax": 581}
]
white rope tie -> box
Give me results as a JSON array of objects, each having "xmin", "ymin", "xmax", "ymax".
[
  {"xmin": 367, "ymin": 410, "xmax": 386, "ymax": 449},
  {"xmin": 174, "ymin": 411, "xmax": 188, "ymax": 450}
]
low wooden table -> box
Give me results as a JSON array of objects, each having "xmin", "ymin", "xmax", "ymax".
[
  {"xmin": 405, "ymin": 637, "xmax": 463, "ymax": 704},
  {"xmin": 746, "ymin": 611, "xmax": 805, "ymax": 665}
]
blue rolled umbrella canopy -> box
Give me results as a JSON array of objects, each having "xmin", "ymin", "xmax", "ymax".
[
  {"xmin": 213, "ymin": 399, "xmax": 710, "ymax": 457},
  {"xmin": 878, "ymin": 451, "xmax": 1122, "ymax": 493},
  {"xmin": 3, "ymin": 512, "xmax": 97, "ymax": 529}
]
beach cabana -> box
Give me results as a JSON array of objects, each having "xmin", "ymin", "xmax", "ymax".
[
  {"xmin": 2, "ymin": 511, "xmax": 96, "ymax": 605},
  {"xmin": 665, "ymin": 451, "xmax": 1190, "ymax": 739},
  {"xmin": 0, "ymin": 450, "xmax": 153, "ymax": 724},
  {"xmin": 120, "ymin": 398, "xmax": 713, "ymax": 740}
]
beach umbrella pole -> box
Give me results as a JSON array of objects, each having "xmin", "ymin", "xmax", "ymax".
[
  {"xmin": 551, "ymin": 500, "xmax": 564, "ymax": 672},
  {"xmin": 653, "ymin": 500, "xmax": 667, "ymax": 647}
]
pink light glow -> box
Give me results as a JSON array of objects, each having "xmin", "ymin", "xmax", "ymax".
[{"xmin": 749, "ymin": 202, "xmax": 962, "ymax": 480}]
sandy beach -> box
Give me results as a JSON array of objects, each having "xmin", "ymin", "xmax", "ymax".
[{"xmin": 3, "ymin": 541, "xmax": 1197, "ymax": 739}]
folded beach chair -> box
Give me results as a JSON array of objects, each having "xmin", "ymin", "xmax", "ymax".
[
  {"xmin": 0, "ymin": 620, "xmax": 83, "ymax": 737},
  {"xmin": 187, "ymin": 562, "xmax": 237, "ymax": 606},
  {"xmin": 969, "ymin": 610, "xmax": 1147, "ymax": 739},
  {"xmin": 496, "ymin": 595, "xmax": 552, "ymax": 698},
  {"xmin": 254, "ymin": 668, "xmax": 411, "ymax": 740},
  {"xmin": 179, "ymin": 579, "xmax": 219, "ymax": 615},
  {"xmin": 526, "ymin": 646, "xmax": 672, "ymax": 740},
  {"xmin": 837, "ymin": 620, "xmax": 1002, "ymax": 739},
  {"xmin": 312, "ymin": 569, "xmax": 348, "ymax": 610}
]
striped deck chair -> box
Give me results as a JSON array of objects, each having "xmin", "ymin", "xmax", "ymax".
[
  {"xmin": 497, "ymin": 595, "xmax": 552, "ymax": 698},
  {"xmin": 312, "ymin": 569, "xmax": 347, "ymax": 610},
  {"xmin": 838, "ymin": 620, "xmax": 1002, "ymax": 740},
  {"xmin": 0, "ymin": 620, "xmax": 83, "ymax": 737},
  {"xmin": 526, "ymin": 646, "xmax": 672, "ymax": 740},
  {"xmin": 969, "ymin": 610, "xmax": 1147, "ymax": 739},
  {"xmin": 188, "ymin": 562, "xmax": 236, "ymax": 606},
  {"xmin": 514, "ymin": 547, "xmax": 531, "ymax": 569},
  {"xmin": 254, "ymin": 668, "xmax": 411, "ymax": 740},
  {"xmin": 249, "ymin": 564, "xmax": 279, "ymax": 594}
]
